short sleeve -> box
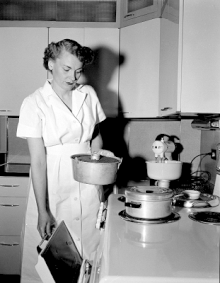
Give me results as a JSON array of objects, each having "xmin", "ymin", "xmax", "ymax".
[
  {"xmin": 17, "ymin": 96, "xmax": 42, "ymax": 139},
  {"xmin": 96, "ymin": 96, "xmax": 106, "ymax": 124},
  {"xmin": 80, "ymin": 85, "xmax": 106, "ymax": 124}
]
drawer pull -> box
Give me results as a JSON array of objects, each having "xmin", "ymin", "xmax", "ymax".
[
  {"xmin": 124, "ymin": 13, "xmax": 135, "ymax": 19},
  {"xmin": 161, "ymin": 107, "xmax": 172, "ymax": 111},
  {"xmin": 0, "ymin": 242, "xmax": 19, "ymax": 246},
  {"xmin": 0, "ymin": 204, "xmax": 19, "ymax": 207},
  {"xmin": 0, "ymin": 184, "xmax": 19, "ymax": 187}
]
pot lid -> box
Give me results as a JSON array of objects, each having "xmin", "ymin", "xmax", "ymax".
[{"xmin": 125, "ymin": 186, "xmax": 173, "ymax": 201}]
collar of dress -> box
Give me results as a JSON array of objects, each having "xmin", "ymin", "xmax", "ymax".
[{"xmin": 42, "ymin": 79, "xmax": 87, "ymax": 117}]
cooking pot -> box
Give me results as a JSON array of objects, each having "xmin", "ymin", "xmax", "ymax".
[
  {"xmin": 125, "ymin": 186, "xmax": 174, "ymax": 219},
  {"xmin": 71, "ymin": 154, "xmax": 121, "ymax": 185}
]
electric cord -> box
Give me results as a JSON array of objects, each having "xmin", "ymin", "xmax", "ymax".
[
  {"xmin": 190, "ymin": 152, "xmax": 211, "ymax": 165},
  {"xmin": 175, "ymin": 152, "xmax": 213, "ymax": 193}
]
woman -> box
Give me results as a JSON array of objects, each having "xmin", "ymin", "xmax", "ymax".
[{"xmin": 17, "ymin": 39, "xmax": 113, "ymax": 283}]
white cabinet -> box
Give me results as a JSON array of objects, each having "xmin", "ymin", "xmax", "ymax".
[
  {"xmin": 49, "ymin": 28, "xmax": 120, "ymax": 117},
  {"xmin": 159, "ymin": 0, "xmax": 220, "ymax": 116},
  {"xmin": 0, "ymin": 28, "xmax": 48, "ymax": 116},
  {"xmin": 119, "ymin": 19, "xmax": 160, "ymax": 118},
  {"xmin": 0, "ymin": 177, "xmax": 29, "ymax": 275},
  {"xmin": 120, "ymin": 0, "xmax": 162, "ymax": 27}
]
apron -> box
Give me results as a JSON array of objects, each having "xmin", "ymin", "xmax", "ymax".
[{"xmin": 21, "ymin": 142, "xmax": 102, "ymax": 283}]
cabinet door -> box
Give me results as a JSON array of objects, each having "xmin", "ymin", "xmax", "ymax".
[
  {"xmin": 119, "ymin": 19, "xmax": 160, "ymax": 118},
  {"xmin": 159, "ymin": 17, "xmax": 180, "ymax": 116},
  {"xmin": 49, "ymin": 28, "xmax": 84, "ymax": 46},
  {"xmin": 49, "ymin": 28, "xmax": 119, "ymax": 118},
  {"xmin": 121, "ymin": 0, "xmax": 161, "ymax": 27},
  {"xmin": 160, "ymin": 0, "xmax": 220, "ymax": 115},
  {"xmin": 84, "ymin": 28, "xmax": 119, "ymax": 117},
  {"xmin": 180, "ymin": 0, "xmax": 220, "ymax": 114},
  {"xmin": 0, "ymin": 28, "xmax": 48, "ymax": 116},
  {"xmin": 0, "ymin": 236, "xmax": 21, "ymax": 274}
]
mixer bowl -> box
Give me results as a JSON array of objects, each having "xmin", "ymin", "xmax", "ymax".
[{"xmin": 146, "ymin": 160, "xmax": 182, "ymax": 181}]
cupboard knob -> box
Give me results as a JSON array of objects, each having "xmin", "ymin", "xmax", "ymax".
[
  {"xmin": 0, "ymin": 204, "xmax": 19, "ymax": 207},
  {"xmin": 124, "ymin": 13, "xmax": 135, "ymax": 19},
  {"xmin": 0, "ymin": 184, "xmax": 19, "ymax": 187},
  {"xmin": 161, "ymin": 107, "xmax": 172, "ymax": 111},
  {"xmin": 0, "ymin": 242, "xmax": 19, "ymax": 246}
]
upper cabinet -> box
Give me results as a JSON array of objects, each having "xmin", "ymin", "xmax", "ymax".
[
  {"xmin": 120, "ymin": 0, "xmax": 163, "ymax": 27},
  {"xmin": 159, "ymin": 0, "xmax": 220, "ymax": 116},
  {"xmin": 119, "ymin": 19, "xmax": 160, "ymax": 118},
  {"xmin": 0, "ymin": 0, "xmax": 121, "ymax": 28},
  {"xmin": 49, "ymin": 28, "xmax": 120, "ymax": 117},
  {"xmin": 0, "ymin": 28, "xmax": 48, "ymax": 116}
]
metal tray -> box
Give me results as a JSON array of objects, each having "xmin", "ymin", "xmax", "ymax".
[
  {"xmin": 119, "ymin": 210, "xmax": 180, "ymax": 224},
  {"xmin": 172, "ymin": 193, "xmax": 219, "ymax": 208}
]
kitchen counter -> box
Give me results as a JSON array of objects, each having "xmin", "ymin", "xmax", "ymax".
[{"xmin": 91, "ymin": 194, "xmax": 220, "ymax": 283}]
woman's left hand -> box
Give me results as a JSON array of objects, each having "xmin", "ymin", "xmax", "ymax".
[{"xmin": 97, "ymin": 149, "xmax": 115, "ymax": 157}]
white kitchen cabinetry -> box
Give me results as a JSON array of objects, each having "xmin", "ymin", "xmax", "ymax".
[
  {"xmin": 49, "ymin": 28, "xmax": 120, "ymax": 117},
  {"xmin": 159, "ymin": 0, "xmax": 220, "ymax": 116},
  {"xmin": 0, "ymin": 177, "xmax": 29, "ymax": 275},
  {"xmin": 0, "ymin": 28, "xmax": 48, "ymax": 116},
  {"xmin": 119, "ymin": 19, "xmax": 160, "ymax": 118},
  {"xmin": 120, "ymin": 0, "xmax": 162, "ymax": 27}
]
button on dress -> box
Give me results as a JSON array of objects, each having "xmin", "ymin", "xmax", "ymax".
[{"xmin": 17, "ymin": 80, "xmax": 106, "ymax": 283}]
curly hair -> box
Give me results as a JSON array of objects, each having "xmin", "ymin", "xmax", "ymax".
[{"xmin": 43, "ymin": 39, "xmax": 94, "ymax": 71}]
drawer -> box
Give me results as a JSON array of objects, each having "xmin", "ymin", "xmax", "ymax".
[
  {"xmin": 0, "ymin": 177, "xmax": 29, "ymax": 197},
  {"xmin": 0, "ymin": 197, "xmax": 27, "ymax": 235},
  {"xmin": 0, "ymin": 235, "xmax": 21, "ymax": 274}
]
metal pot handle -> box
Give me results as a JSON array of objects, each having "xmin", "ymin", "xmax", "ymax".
[{"xmin": 125, "ymin": 202, "xmax": 142, "ymax": 209}]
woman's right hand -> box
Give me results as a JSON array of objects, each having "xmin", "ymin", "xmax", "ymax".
[{"xmin": 37, "ymin": 210, "xmax": 56, "ymax": 239}]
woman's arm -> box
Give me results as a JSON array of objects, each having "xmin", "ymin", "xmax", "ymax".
[
  {"xmin": 27, "ymin": 137, "xmax": 56, "ymax": 238},
  {"xmin": 91, "ymin": 124, "xmax": 115, "ymax": 157},
  {"xmin": 91, "ymin": 132, "xmax": 103, "ymax": 152}
]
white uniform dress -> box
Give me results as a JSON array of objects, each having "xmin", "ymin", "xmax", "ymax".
[{"xmin": 17, "ymin": 80, "xmax": 106, "ymax": 283}]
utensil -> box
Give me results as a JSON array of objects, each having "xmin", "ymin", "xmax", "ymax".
[
  {"xmin": 124, "ymin": 186, "xmax": 174, "ymax": 219},
  {"xmin": 182, "ymin": 190, "xmax": 201, "ymax": 200},
  {"xmin": 172, "ymin": 193, "xmax": 219, "ymax": 208},
  {"xmin": 71, "ymin": 154, "xmax": 121, "ymax": 185}
]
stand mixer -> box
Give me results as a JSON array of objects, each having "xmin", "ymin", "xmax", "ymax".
[{"xmin": 146, "ymin": 137, "xmax": 182, "ymax": 188}]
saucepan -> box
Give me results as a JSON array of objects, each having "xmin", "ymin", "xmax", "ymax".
[
  {"xmin": 124, "ymin": 186, "xmax": 174, "ymax": 219},
  {"xmin": 71, "ymin": 153, "xmax": 121, "ymax": 185}
]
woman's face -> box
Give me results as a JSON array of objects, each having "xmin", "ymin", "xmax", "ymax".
[{"xmin": 49, "ymin": 49, "xmax": 83, "ymax": 92}]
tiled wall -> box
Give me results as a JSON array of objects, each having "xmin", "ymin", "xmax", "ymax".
[
  {"xmin": 124, "ymin": 118, "xmax": 218, "ymax": 187},
  {"xmin": 126, "ymin": 119, "xmax": 200, "ymax": 168},
  {"xmin": 102, "ymin": 118, "xmax": 217, "ymax": 189}
]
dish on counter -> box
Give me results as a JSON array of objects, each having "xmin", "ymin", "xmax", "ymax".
[
  {"xmin": 172, "ymin": 193, "xmax": 219, "ymax": 208},
  {"xmin": 182, "ymin": 190, "xmax": 201, "ymax": 199},
  {"xmin": 188, "ymin": 211, "xmax": 220, "ymax": 225}
]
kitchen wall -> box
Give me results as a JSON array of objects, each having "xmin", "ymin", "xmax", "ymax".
[{"xmin": 105, "ymin": 117, "xmax": 216, "ymax": 192}]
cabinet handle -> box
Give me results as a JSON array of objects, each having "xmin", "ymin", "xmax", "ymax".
[
  {"xmin": 124, "ymin": 13, "xmax": 135, "ymax": 18},
  {"xmin": 161, "ymin": 107, "xmax": 172, "ymax": 111},
  {"xmin": 0, "ymin": 204, "xmax": 19, "ymax": 207},
  {"xmin": 0, "ymin": 109, "xmax": 11, "ymax": 112},
  {"xmin": 0, "ymin": 242, "xmax": 19, "ymax": 246},
  {"xmin": 0, "ymin": 184, "xmax": 19, "ymax": 187}
]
